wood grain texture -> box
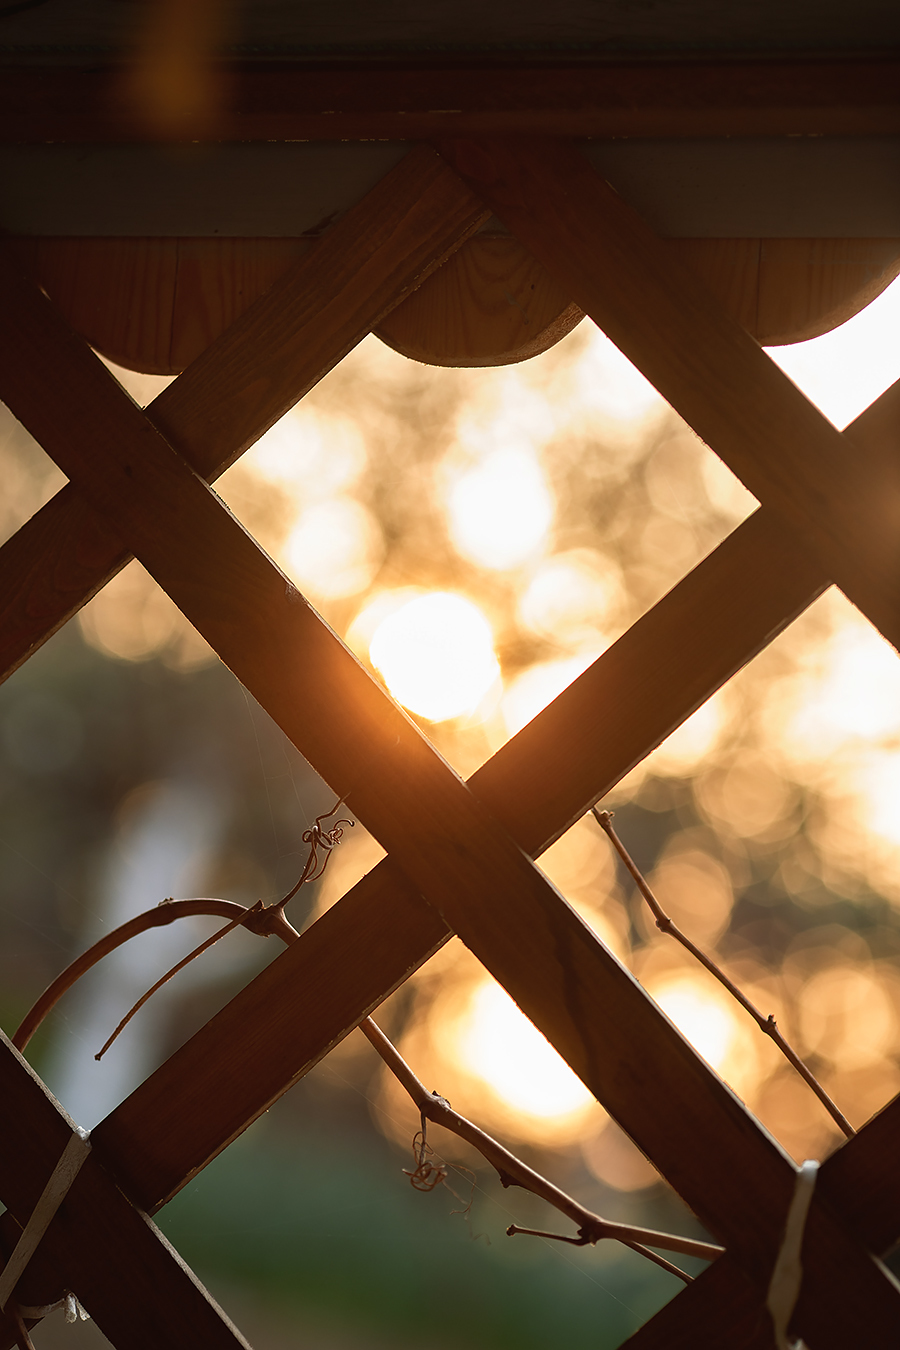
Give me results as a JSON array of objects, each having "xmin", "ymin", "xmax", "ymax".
[
  {"xmin": 11, "ymin": 233, "xmax": 898, "ymax": 376},
  {"xmin": 5, "ymin": 236, "xmax": 899, "ymax": 1348},
  {"xmin": 438, "ymin": 138, "xmax": 900, "ymax": 653},
  {"xmin": 168, "ymin": 238, "xmax": 313, "ymax": 373},
  {"xmin": 754, "ymin": 238, "xmax": 900, "ymax": 345},
  {"xmin": 819, "ymin": 1089, "xmax": 900, "ymax": 1255},
  {"xmin": 673, "ymin": 237, "xmax": 900, "ymax": 345},
  {"xmin": 0, "ymin": 1034, "xmax": 250, "ymax": 1350},
  {"xmin": 9, "ymin": 234, "xmax": 578, "ymax": 375},
  {"xmin": 7, "ymin": 237, "xmax": 178, "ymax": 376},
  {"xmin": 376, "ymin": 234, "xmax": 583, "ymax": 365},
  {"xmin": 0, "ymin": 145, "xmax": 490, "ymax": 683},
  {"xmin": 5, "ymin": 238, "xmax": 313, "ymax": 375},
  {"xmin": 2, "ymin": 61, "xmax": 899, "ymax": 142}
]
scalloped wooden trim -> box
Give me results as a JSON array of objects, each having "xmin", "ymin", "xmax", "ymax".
[{"xmin": 6, "ymin": 233, "xmax": 900, "ymax": 375}]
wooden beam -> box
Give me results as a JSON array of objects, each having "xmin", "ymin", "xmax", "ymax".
[
  {"xmin": 1, "ymin": 59, "xmax": 898, "ymax": 142},
  {"xmin": 2, "ymin": 264, "xmax": 897, "ymax": 1342},
  {"xmin": 437, "ymin": 138, "xmax": 900, "ymax": 654},
  {"xmin": 623, "ymin": 1074, "xmax": 900, "ymax": 1348},
  {"xmin": 0, "ymin": 145, "xmax": 490, "ymax": 682},
  {"xmin": 0, "ymin": 1034, "xmax": 249, "ymax": 1350},
  {"xmin": 9, "ymin": 235, "xmax": 900, "ymax": 378}
]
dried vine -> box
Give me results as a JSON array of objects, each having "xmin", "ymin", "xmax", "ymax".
[
  {"xmin": 358, "ymin": 1018, "xmax": 721, "ymax": 1280},
  {"xmin": 592, "ymin": 808, "xmax": 854, "ymax": 1139},
  {"xmin": 12, "ymin": 797, "xmax": 724, "ymax": 1312}
]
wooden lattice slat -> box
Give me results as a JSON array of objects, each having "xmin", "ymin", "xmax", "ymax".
[
  {"xmin": 0, "ymin": 1034, "xmax": 250, "ymax": 1350},
  {"xmin": 92, "ymin": 499, "xmax": 829, "ymax": 1210},
  {"xmin": 2, "ymin": 138, "xmax": 900, "ymax": 1350},
  {"xmin": 2, "ymin": 225, "xmax": 898, "ymax": 1350}
]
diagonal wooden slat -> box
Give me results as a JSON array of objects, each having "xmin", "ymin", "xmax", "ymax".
[
  {"xmin": 819, "ymin": 1092, "xmax": 900, "ymax": 1254},
  {"xmin": 0, "ymin": 1033, "xmax": 249, "ymax": 1350},
  {"xmin": 437, "ymin": 138, "xmax": 900, "ymax": 654},
  {"xmin": 619, "ymin": 1256, "xmax": 773, "ymax": 1350},
  {"xmin": 94, "ymin": 503, "xmax": 828, "ymax": 1210},
  {"xmin": 86, "ymin": 355, "xmax": 899, "ymax": 1221},
  {"xmin": 0, "ymin": 143, "xmax": 490, "ymax": 682},
  {"xmin": 1, "ymin": 249, "xmax": 897, "ymax": 1346}
]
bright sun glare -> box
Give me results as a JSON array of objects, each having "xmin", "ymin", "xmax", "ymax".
[
  {"xmin": 447, "ymin": 446, "xmax": 553, "ymax": 570},
  {"xmin": 454, "ymin": 979, "xmax": 596, "ymax": 1126},
  {"xmin": 368, "ymin": 592, "xmax": 501, "ymax": 722}
]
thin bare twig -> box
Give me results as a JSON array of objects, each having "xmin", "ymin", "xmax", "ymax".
[
  {"xmin": 94, "ymin": 903, "xmax": 264, "ymax": 1060},
  {"xmin": 505, "ymin": 1225, "xmax": 691, "ymax": 1282},
  {"xmin": 592, "ymin": 807, "xmax": 855, "ymax": 1139},
  {"xmin": 13, "ymin": 898, "xmax": 298, "ymax": 1053},
  {"xmin": 10, "ymin": 1304, "xmax": 37, "ymax": 1350},
  {"xmin": 15, "ymin": 803, "xmax": 719, "ymax": 1291},
  {"xmin": 359, "ymin": 1017, "xmax": 721, "ymax": 1278},
  {"xmin": 92, "ymin": 794, "xmax": 350, "ymax": 1060}
]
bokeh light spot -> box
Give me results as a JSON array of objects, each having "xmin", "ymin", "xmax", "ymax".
[
  {"xmin": 369, "ymin": 592, "xmax": 500, "ymax": 722},
  {"xmin": 652, "ymin": 978, "xmax": 739, "ymax": 1073},
  {"xmin": 519, "ymin": 549, "xmax": 621, "ymax": 647},
  {"xmin": 453, "ymin": 979, "xmax": 595, "ymax": 1125},
  {"xmin": 501, "ymin": 654, "xmax": 601, "ymax": 739},
  {"xmin": 447, "ymin": 447, "xmax": 553, "ymax": 570},
  {"xmin": 282, "ymin": 497, "xmax": 384, "ymax": 601}
]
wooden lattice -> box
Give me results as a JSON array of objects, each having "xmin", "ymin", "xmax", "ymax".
[{"xmin": 1, "ymin": 136, "xmax": 900, "ymax": 1350}]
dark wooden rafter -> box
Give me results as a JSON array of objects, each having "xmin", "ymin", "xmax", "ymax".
[
  {"xmin": 2, "ymin": 59, "xmax": 899, "ymax": 142},
  {"xmin": 1, "ymin": 155, "xmax": 900, "ymax": 1350},
  {"xmin": 621, "ymin": 1255, "xmax": 776, "ymax": 1350}
]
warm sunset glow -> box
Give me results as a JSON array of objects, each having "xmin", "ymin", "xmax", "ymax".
[
  {"xmin": 570, "ymin": 326, "xmax": 666, "ymax": 426},
  {"xmin": 519, "ymin": 550, "xmax": 621, "ymax": 646},
  {"xmin": 501, "ymin": 654, "xmax": 601, "ymax": 738},
  {"xmin": 651, "ymin": 978, "xmax": 741, "ymax": 1075},
  {"xmin": 453, "ymin": 978, "xmax": 595, "ymax": 1126},
  {"xmin": 648, "ymin": 691, "xmax": 731, "ymax": 777},
  {"xmin": 446, "ymin": 447, "xmax": 553, "ymax": 570},
  {"xmin": 282, "ymin": 497, "xmax": 384, "ymax": 601},
  {"xmin": 768, "ymin": 276, "xmax": 900, "ymax": 429},
  {"xmin": 100, "ymin": 277, "xmax": 900, "ymax": 1164},
  {"xmin": 247, "ymin": 408, "xmax": 367, "ymax": 497},
  {"xmin": 368, "ymin": 592, "xmax": 500, "ymax": 722}
]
